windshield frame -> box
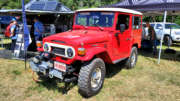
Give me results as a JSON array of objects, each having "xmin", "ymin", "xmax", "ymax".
[{"xmin": 74, "ymin": 11, "xmax": 115, "ymax": 28}]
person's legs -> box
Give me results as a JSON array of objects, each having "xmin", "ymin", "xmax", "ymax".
[
  {"xmin": 11, "ymin": 39, "xmax": 16, "ymax": 52},
  {"xmin": 149, "ymin": 40, "xmax": 153, "ymax": 52},
  {"xmin": 153, "ymin": 40, "xmax": 157, "ymax": 55}
]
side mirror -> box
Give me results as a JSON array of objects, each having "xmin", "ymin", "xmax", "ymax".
[{"xmin": 120, "ymin": 24, "xmax": 126, "ymax": 33}]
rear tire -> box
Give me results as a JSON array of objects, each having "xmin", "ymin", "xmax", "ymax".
[
  {"xmin": 125, "ymin": 47, "xmax": 138, "ymax": 69},
  {"xmin": 78, "ymin": 58, "xmax": 106, "ymax": 97}
]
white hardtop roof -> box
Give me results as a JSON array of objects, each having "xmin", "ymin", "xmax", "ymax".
[
  {"xmin": 76, "ymin": 8, "xmax": 143, "ymax": 15},
  {"xmin": 150, "ymin": 22, "xmax": 176, "ymax": 24}
]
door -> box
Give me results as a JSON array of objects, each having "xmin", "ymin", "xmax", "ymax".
[
  {"xmin": 113, "ymin": 13, "xmax": 131, "ymax": 60},
  {"xmin": 132, "ymin": 15, "xmax": 142, "ymax": 49}
]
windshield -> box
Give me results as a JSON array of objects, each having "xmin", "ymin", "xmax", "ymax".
[
  {"xmin": 165, "ymin": 24, "xmax": 180, "ymax": 29},
  {"xmin": 75, "ymin": 12, "xmax": 115, "ymax": 27}
]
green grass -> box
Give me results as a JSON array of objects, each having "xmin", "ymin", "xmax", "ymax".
[{"xmin": 0, "ymin": 44, "xmax": 180, "ymax": 101}]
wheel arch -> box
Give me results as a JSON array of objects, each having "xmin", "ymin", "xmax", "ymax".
[
  {"xmin": 95, "ymin": 51, "xmax": 112, "ymax": 64},
  {"xmin": 163, "ymin": 34, "xmax": 172, "ymax": 39},
  {"xmin": 132, "ymin": 43, "xmax": 138, "ymax": 48},
  {"xmin": 76, "ymin": 47, "xmax": 111, "ymax": 63}
]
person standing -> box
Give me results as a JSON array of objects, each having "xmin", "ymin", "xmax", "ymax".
[
  {"xmin": 10, "ymin": 19, "xmax": 18, "ymax": 52},
  {"xmin": 146, "ymin": 21, "xmax": 157, "ymax": 55},
  {"xmin": 33, "ymin": 17, "xmax": 44, "ymax": 41}
]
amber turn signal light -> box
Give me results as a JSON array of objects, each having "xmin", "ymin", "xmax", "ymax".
[
  {"xmin": 36, "ymin": 41, "xmax": 42, "ymax": 48},
  {"xmin": 78, "ymin": 48, "xmax": 86, "ymax": 56}
]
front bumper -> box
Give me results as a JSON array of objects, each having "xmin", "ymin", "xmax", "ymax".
[
  {"xmin": 29, "ymin": 52, "xmax": 78, "ymax": 83},
  {"xmin": 29, "ymin": 61, "xmax": 63, "ymax": 79},
  {"xmin": 172, "ymin": 35, "xmax": 180, "ymax": 42}
]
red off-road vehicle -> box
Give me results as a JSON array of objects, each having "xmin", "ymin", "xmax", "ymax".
[{"xmin": 30, "ymin": 8, "xmax": 142, "ymax": 97}]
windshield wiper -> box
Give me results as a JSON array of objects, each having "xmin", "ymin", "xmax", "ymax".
[{"xmin": 94, "ymin": 24, "xmax": 104, "ymax": 31}]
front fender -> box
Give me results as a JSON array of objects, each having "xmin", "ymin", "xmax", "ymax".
[{"xmin": 76, "ymin": 47, "xmax": 106, "ymax": 61}]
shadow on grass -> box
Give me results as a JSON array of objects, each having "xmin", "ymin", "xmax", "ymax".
[
  {"xmin": 139, "ymin": 48, "xmax": 180, "ymax": 62},
  {"xmin": 34, "ymin": 62, "xmax": 127, "ymax": 95},
  {"xmin": 0, "ymin": 49, "xmax": 12, "ymax": 59},
  {"xmin": 172, "ymin": 43, "xmax": 180, "ymax": 47},
  {"xmin": 106, "ymin": 61, "xmax": 126, "ymax": 78},
  {"xmin": 36, "ymin": 78, "xmax": 77, "ymax": 94}
]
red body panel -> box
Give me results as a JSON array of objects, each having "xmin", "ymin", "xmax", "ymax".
[{"xmin": 40, "ymin": 11, "xmax": 143, "ymax": 65}]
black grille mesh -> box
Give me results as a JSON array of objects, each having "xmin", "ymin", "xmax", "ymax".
[{"xmin": 52, "ymin": 47, "xmax": 65, "ymax": 56}]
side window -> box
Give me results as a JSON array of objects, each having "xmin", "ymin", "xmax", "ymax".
[
  {"xmin": 133, "ymin": 16, "xmax": 141, "ymax": 29},
  {"xmin": 150, "ymin": 24, "xmax": 155, "ymax": 27},
  {"xmin": 77, "ymin": 16, "xmax": 87, "ymax": 26},
  {"xmin": 156, "ymin": 24, "xmax": 162, "ymax": 29},
  {"xmin": 116, "ymin": 14, "xmax": 130, "ymax": 30},
  {"xmin": 89, "ymin": 16, "xmax": 100, "ymax": 26}
]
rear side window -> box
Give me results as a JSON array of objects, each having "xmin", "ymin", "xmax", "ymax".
[
  {"xmin": 150, "ymin": 24, "xmax": 155, "ymax": 27},
  {"xmin": 156, "ymin": 24, "xmax": 162, "ymax": 29},
  {"xmin": 133, "ymin": 16, "xmax": 141, "ymax": 29}
]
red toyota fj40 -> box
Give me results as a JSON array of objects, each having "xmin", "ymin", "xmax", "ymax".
[{"xmin": 30, "ymin": 8, "xmax": 143, "ymax": 97}]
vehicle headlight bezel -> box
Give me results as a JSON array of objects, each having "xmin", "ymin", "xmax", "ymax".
[
  {"xmin": 66, "ymin": 48, "xmax": 74, "ymax": 57},
  {"xmin": 43, "ymin": 43, "xmax": 51, "ymax": 52}
]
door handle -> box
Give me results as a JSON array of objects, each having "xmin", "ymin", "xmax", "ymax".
[
  {"xmin": 126, "ymin": 38, "xmax": 130, "ymax": 41},
  {"xmin": 115, "ymin": 32, "xmax": 120, "ymax": 37}
]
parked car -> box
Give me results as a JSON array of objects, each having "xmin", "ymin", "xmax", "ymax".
[
  {"xmin": 29, "ymin": 8, "xmax": 143, "ymax": 97},
  {"xmin": 150, "ymin": 22, "xmax": 180, "ymax": 45}
]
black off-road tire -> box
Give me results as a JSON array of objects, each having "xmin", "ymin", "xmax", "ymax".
[
  {"xmin": 78, "ymin": 58, "xmax": 106, "ymax": 97},
  {"xmin": 125, "ymin": 47, "xmax": 138, "ymax": 69}
]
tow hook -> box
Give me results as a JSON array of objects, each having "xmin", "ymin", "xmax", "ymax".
[{"xmin": 64, "ymin": 77, "xmax": 77, "ymax": 83}]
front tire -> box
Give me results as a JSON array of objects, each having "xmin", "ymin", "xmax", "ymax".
[
  {"xmin": 125, "ymin": 47, "xmax": 138, "ymax": 69},
  {"xmin": 78, "ymin": 58, "xmax": 106, "ymax": 97}
]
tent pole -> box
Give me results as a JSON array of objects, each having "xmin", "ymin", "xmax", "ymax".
[
  {"xmin": 158, "ymin": 11, "xmax": 167, "ymax": 64},
  {"xmin": 168, "ymin": 16, "xmax": 173, "ymax": 49}
]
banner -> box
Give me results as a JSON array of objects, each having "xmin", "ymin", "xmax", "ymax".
[{"xmin": 22, "ymin": 0, "xmax": 31, "ymax": 51}]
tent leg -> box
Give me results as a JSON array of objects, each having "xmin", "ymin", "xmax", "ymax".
[{"xmin": 158, "ymin": 11, "xmax": 167, "ymax": 64}]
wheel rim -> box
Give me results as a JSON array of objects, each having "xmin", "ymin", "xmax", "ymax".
[
  {"xmin": 91, "ymin": 67, "xmax": 102, "ymax": 88},
  {"xmin": 131, "ymin": 52, "xmax": 136, "ymax": 66}
]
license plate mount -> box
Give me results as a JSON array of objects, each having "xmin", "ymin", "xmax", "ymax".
[{"xmin": 54, "ymin": 61, "xmax": 66, "ymax": 72}]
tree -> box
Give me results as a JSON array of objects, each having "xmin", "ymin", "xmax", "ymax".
[{"xmin": 0, "ymin": 0, "xmax": 29, "ymax": 9}]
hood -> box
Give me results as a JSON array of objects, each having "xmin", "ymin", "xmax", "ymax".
[{"xmin": 43, "ymin": 30, "xmax": 109, "ymax": 46}]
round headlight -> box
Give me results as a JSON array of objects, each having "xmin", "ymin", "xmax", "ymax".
[
  {"xmin": 67, "ymin": 48, "xmax": 74, "ymax": 57},
  {"xmin": 43, "ymin": 43, "xmax": 50, "ymax": 52}
]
